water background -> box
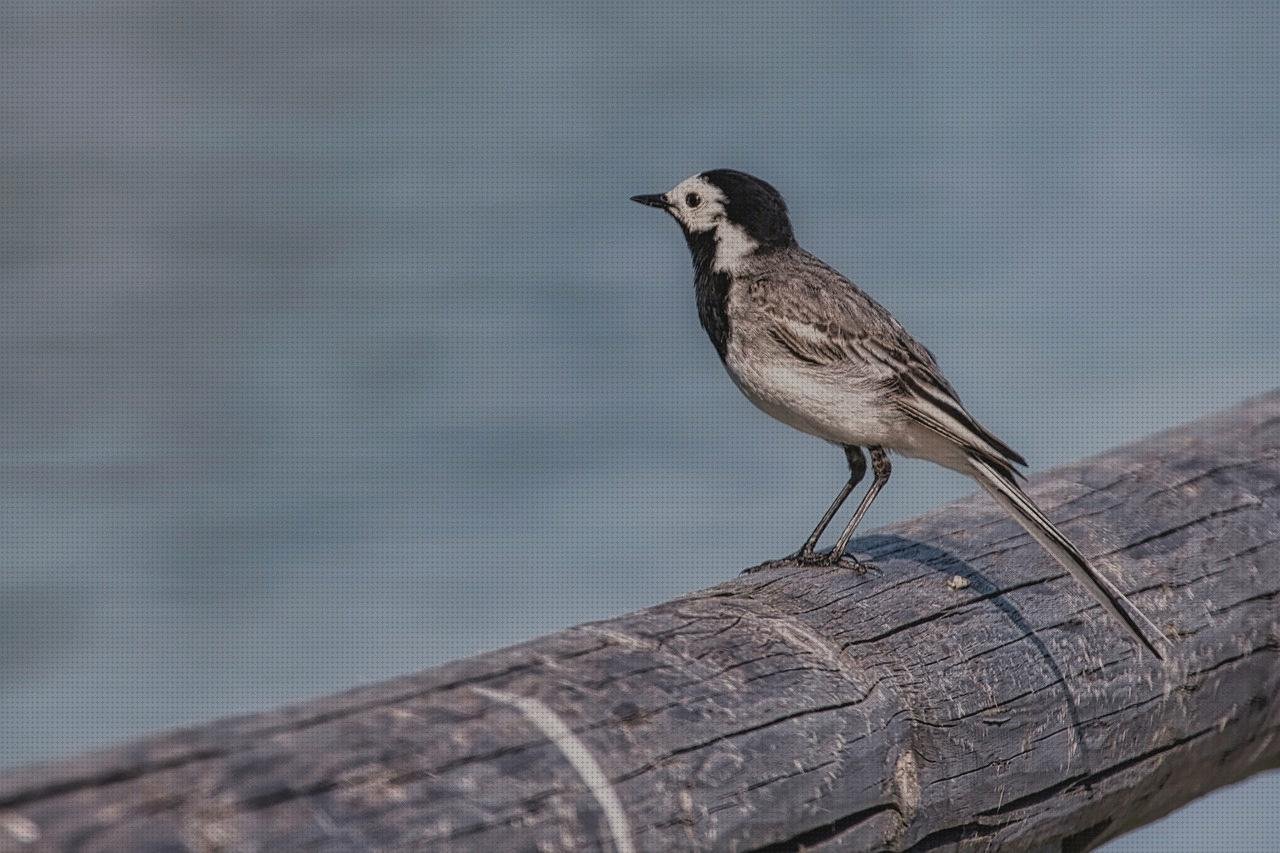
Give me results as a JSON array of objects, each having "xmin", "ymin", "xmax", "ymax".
[{"xmin": 2, "ymin": 2, "xmax": 1277, "ymax": 847}]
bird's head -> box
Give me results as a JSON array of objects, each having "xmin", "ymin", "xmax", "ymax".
[{"xmin": 632, "ymin": 169, "xmax": 796, "ymax": 272}]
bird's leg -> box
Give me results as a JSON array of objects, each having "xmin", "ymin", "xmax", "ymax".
[
  {"xmin": 828, "ymin": 447, "xmax": 892, "ymax": 569},
  {"xmin": 795, "ymin": 446, "xmax": 866, "ymax": 562}
]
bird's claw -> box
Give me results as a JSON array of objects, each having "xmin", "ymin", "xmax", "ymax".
[
  {"xmin": 790, "ymin": 550, "xmax": 830, "ymax": 566},
  {"xmin": 827, "ymin": 552, "xmax": 871, "ymax": 574},
  {"xmin": 788, "ymin": 549, "xmax": 873, "ymax": 573}
]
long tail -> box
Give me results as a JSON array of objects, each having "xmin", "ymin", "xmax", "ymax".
[{"xmin": 967, "ymin": 455, "xmax": 1168, "ymax": 660}]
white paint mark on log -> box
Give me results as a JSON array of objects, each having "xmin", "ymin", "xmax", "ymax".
[
  {"xmin": 894, "ymin": 750, "xmax": 921, "ymax": 816},
  {"xmin": 474, "ymin": 686, "xmax": 635, "ymax": 853}
]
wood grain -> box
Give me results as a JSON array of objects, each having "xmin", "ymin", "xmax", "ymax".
[{"xmin": 3, "ymin": 392, "xmax": 1279, "ymax": 852}]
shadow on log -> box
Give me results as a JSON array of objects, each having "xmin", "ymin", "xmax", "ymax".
[{"xmin": 2, "ymin": 393, "xmax": 1279, "ymax": 851}]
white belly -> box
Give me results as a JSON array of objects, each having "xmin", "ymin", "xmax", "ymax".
[{"xmin": 722, "ymin": 347, "xmax": 896, "ymax": 447}]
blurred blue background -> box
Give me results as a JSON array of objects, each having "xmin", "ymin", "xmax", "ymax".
[{"xmin": 2, "ymin": 1, "xmax": 1277, "ymax": 847}]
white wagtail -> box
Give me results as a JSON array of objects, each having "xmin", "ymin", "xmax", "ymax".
[{"xmin": 633, "ymin": 169, "xmax": 1167, "ymax": 659}]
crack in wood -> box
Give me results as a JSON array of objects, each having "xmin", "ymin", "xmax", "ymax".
[
  {"xmin": 743, "ymin": 802, "xmax": 903, "ymax": 852},
  {"xmin": 975, "ymin": 726, "xmax": 1216, "ymax": 818},
  {"xmin": 610, "ymin": 697, "xmax": 875, "ymax": 786},
  {"xmin": 1146, "ymin": 453, "xmax": 1280, "ymax": 500},
  {"xmin": 0, "ymin": 748, "xmax": 230, "ymax": 810},
  {"xmin": 1099, "ymin": 500, "xmax": 1261, "ymax": 557},
  {"xmin": 4, "ymin": 392, "xmax": 1279, "ymax": 852},
  {"xmin": 840, "ymin": 575, "xmax": 1060, "ymax": 648}
]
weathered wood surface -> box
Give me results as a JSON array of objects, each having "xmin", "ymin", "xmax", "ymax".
[{"xmin": 2, "ymin": 393, "xmax": 1279, "ymax": 852}]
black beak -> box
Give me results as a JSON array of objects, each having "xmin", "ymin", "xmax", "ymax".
[{"xmin": 631, "ymin": 194, "xmax": 670, "ymax": 210}]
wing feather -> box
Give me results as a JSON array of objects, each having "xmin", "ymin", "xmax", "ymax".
[{"xmin": 753, "ymin": 250, "xmax": 1027, "ymax": 473}]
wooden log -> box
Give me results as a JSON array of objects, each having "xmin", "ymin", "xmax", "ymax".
[{"xmin": 2, "ymin": 392, "xmax": 1279, "ymax": 852}]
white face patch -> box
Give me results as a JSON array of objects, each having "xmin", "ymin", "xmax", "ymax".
[
  {"xmin": 711, "ymin": 222, "xmax": 758, "ymax": 273},
  {"xmin": 662, "ymin": 174, "xmax": 759, "ymax": 273}
]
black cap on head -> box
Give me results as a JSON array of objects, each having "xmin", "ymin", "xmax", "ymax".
[{"xmin": 700, "ymin": 169, "xmax": 796, "ymax": 248}]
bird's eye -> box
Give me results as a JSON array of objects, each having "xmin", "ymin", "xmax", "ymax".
[{"xmin": 685, "ymin": 192, "xmax": 701, "ymax": 208}]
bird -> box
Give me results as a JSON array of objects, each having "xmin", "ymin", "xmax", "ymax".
[{"xmin": 631, "ymin": 169, "xmax": 1168, "ymax": 659}]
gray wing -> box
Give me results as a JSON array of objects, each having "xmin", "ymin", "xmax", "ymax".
[{"xmin": 751, "ymin": 250, "xmax": 1027, "ymax": 474}]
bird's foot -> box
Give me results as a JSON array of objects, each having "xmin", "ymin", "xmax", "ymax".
[
  {"xmin": 741, "ymin": 550, "xmax": 828, "ymax": 574},
  {"xmin": 741, "ymin": 557, "xmax": 793, "ymax": 575},
  {"xmin": 790, "ymin": 549, "xmax": 831, "ymax": 567},
  {"xmin": 743, "ymin": 550, "xmax": 874, "ymax": 575},
  {"xmin": 826, "ymin": 552, "xmax": 872, "ymax": 574},
  {"xmin": 787, "ymin": 549, "xmax": 873, "ymax": 570}
]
